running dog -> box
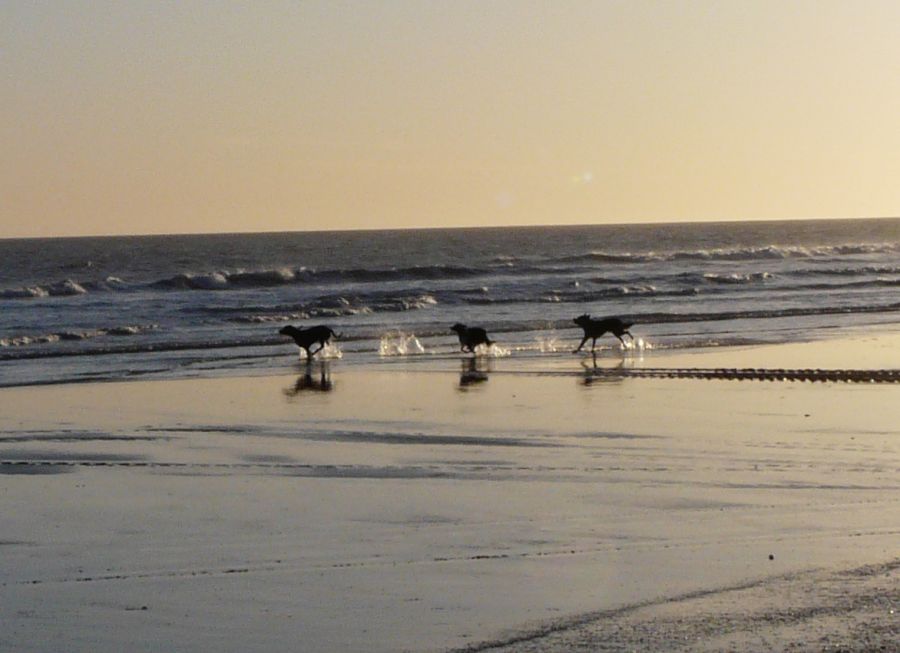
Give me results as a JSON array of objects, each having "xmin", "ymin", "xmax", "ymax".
[
  {"xmin": 279, "ymin": 325, "xmax": 337, "ymax": 359},
  {"xmin": 572, "ymin": 314, "xmax": 634, "ymax": 352},
  {"xmin": 450, "ymin": 323, "xmax": 494, "ymax": 353}
]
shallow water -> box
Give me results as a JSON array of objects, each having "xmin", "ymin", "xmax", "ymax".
[{"xmin": 1, "ymin": 218, "xmax": 899, "ymax": 386}]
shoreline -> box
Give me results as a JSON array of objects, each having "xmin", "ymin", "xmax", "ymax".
[
  {"xmin": 1, "ymin": 333, "xmax": 898, "ymax": 651},
  {"xmin": 3, "ymin": 321, "xmax": 900, "ymax": 391}
]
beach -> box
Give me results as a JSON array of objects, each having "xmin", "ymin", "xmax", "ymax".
[
  {"xmin": 5, "ymin": 0, "xmax": 900, "ymax": 648},
  {"xmin": 1, "ymin": 330, "xmax": 898, "ymax": 652}
]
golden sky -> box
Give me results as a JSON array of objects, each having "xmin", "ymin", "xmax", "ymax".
[{"xmin": 2, "ymin": 1, "xmax": 899, "ymax": 237}]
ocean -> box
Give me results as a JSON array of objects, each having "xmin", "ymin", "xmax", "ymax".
[{"xmin": 1, "ymin": 218, "xmax": 898, "ymax": 387}]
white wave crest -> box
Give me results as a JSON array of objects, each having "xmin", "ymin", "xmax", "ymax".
[
  {"xmin": 229, "ymin": 268, "xmax": 296, "ymax": 286},
  {"xmin": 703, "ymin": 272, "xmax": 773, "ymax": 284},
  {"xmin": 187, "ymin": 272, "xmax": 229, "ymax": 290},
  {"xmin": 402, "ymin": 294, "xmax": 437, "ymax": 310},
  {"xmin": 104, "ymin": 276, "xmax": 129, "ymax": 289},
  {"xmin": 0, "ymin": 286, "xmax": 50, "ymax": 299},
  {"xmin": 0, "ymin": 324, "xmax": 156, "ymax": 347},
  {"xmin": 0, "ymin": 334, "xmax": 61, "ymax": 347},
  {"xmin": 106, "ymin": 324, "xmax": 158, "ymax": 336},
  {"xmin": 233, "ymin": 312, "xmax": 309, "ymax": 324},
  {"xmin": 48, "ymin": 279, "xmax": 88, "ymax": 296}
]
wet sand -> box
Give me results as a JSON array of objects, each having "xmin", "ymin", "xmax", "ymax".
[{"xmin": 1, "ymin": 332, "xmax": 898, "ymax": 652}]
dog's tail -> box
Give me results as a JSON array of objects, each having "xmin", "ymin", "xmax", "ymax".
[{"xmin": 329, "ymin": 328, "xmax": 343, "ymax": 339}]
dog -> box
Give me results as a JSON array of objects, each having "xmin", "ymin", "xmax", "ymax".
[
  {"xmin": 572, "ymin": 314, "xmax": 634, "ymax": 353},
  {"xmin": 450, "ymin": 323, "xmax": 494, "ymax": 353},
  {"xmin": 279, "ymin": 325, "xmax": 337, "ymax": 359}
]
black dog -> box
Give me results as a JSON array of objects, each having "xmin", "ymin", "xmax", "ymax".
[
  {"xmin": 450, "ymin": 323, "xmax": 494, "ymax": 353},
  {"xmin": 279, "ymin": 325, "xmax": 337, "ymax": 359},
  {"xmin": 572, "ymin": 314, "xmax": 634, "ymax": 353}
]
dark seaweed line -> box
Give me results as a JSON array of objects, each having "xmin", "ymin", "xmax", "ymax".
[{"xmin": 588, "ymin": 367, "xmax": 900, "ymax": 383}]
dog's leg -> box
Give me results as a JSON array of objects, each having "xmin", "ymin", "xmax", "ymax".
[
  {"xmin": 573, "ymin": 336, "xmax": 588, "ymax": 353},
  {"xmin": 590, "ymin": 337, "xmax": 598, "ymax": 353}
]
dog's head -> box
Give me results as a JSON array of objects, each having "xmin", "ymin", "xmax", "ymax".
[
  {"xmin": 450, "ymin": 323, "xmax": 467, "ymax": 334},
  {"xmin": 279, "ymin": 325, "xmax": 297, "ymax": 337},
  {"xmin": 573, "ymin": 314, "xmax": 591, "ymax": 327}
]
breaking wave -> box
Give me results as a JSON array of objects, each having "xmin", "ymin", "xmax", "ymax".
[
  {"xmin": 558, "ymin": 242, "xmax": 900, "ymax": 265},
  {"xmin": 702, "ymin": 272, "xmax": 774, "ymax": 285},
  {"xmin": 4, "ymin": 239, "xmax": 898, "ymax": 303},
  {"xmin": 150, "ymin": 265, "xmax": 487, "ymax": 291},
  {"xmin": 0, "ymin": 279, "xmax": 88, "ymax": 299},
  {"xmin": 0, "ymin": 324, "xmax": 158, "ymax": 348},
  {"xmin": 220, "ymin": 294, "xmax": 438, "ymax": 324}
]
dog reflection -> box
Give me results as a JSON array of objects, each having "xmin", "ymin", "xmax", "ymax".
[
  {"xmin": 580, "ymin": 355, "xmax": 627, "ymax": 386},
  {"xmin": 284, "ymin": 362, "xmax": 334, "ymax": 396},
  {"xmin": 458, "ymin": 358, "xmax": 490, "ymax": 389}
]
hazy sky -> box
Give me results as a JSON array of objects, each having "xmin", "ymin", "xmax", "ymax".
[{"xmin": 2, "ymin": 1, "xmax": 899, "ymax": 238}]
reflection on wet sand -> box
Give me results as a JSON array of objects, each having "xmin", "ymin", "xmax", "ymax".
[
  {"xmin": 284, "ymin": 361, "xmax": 334, "ymax": 396},
  {"xmin": 579, "ymin": 354, "xmax": 627, "ymax": 386},
  {"xmin": 458, "ymin": 358, "xmax": 491, "ymax": 390},
  {"xmin": 2, "ymin": 337, "xmax": 899, "ymax": 653}
]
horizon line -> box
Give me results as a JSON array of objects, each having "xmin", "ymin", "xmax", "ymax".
[{"xmin": 1, "ymin": 214, "xmax": 897, "ymax": 242}]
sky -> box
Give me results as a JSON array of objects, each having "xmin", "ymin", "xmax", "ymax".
[{"xmin": 2, "ymin": 1, "xmax": 899, "ymax": 238}]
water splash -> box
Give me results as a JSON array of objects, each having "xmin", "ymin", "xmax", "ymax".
[
  {"xmin": 379, "ymin": 331, "xmax": 426, "ymax": 356},
  {"xmin": 297, "ymin": 342, "xmax": 343, "ymax": 360},
  {"xmin": 474, "ymin": 342, "xmax": 511, "ymax": 357},
  {"xmin": 623, "ymin": 337, "xmax": 652, "ymax": 352},
  {"xmin": 535, "ymin": 335, "xmax": 562, "ymax": 353}
]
